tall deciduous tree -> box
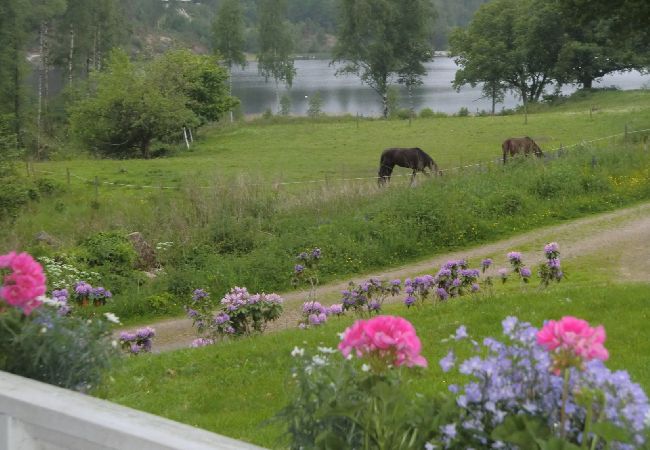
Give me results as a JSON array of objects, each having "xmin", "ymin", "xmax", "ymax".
[
  {"xmin": 70, "ymin": 49, "xmax": 236, "ymax": 159},
  {"xmin": 213, "ymin": 0, "xmax": 247, "ymax": 121},
  {"xmin": 257, "ymin": 0, "xmax": 296, "ymax": 110},
  {"xmin": 332, "ymin": 0, "xmax": 435, "ymax": 118},
  {"xmin": 449, "ymin": 0, "xmax": 564, "ymax": 117}
]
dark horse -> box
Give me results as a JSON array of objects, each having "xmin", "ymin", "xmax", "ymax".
[
  {"xmin": 502, "ymin": 137, "xmax": 544, "ymax": 164},
  {"xmin": 378, "ymin": 147, "xmax": 440, "ymax": 186}
]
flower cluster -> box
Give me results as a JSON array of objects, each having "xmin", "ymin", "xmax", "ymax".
[
  {"xmin": 403, "ymin": 260, "xmax": 481, "ymax": 306},
  {"xmin": 540, "ymin": 241, "xmax": 564, "ymax": 286},
  {"xmin": 73, "ymin": 281, "xmax": 112, "ymax": 307},
  {"xmin": 339, "ymin": 315, "xmax": 427, "ymax": 371},
  {"xmin": 298, "ymin": 301, "xmax": 345, "ymax": 328},
  {"xmin": 506, "ymin": 250, "xmax": 533, "ymax": 282},
  {"xmin": 190, "ymin": 337, "xmax": 214, "ymax": 348},
  {"xmin": 0, "ymin": 251, "xmax": 47, "ymax": 315},
  {"xmin": 341, "ymin": 277, "xmax": 400, "ymax": 316},
  {"xmin": 37, "ymin": 256, "xmax": 100, "ymax": 291},
  {"xmin": 119, "ymin": 327, "xmax": 155, "ymax": 354},
  {"xmin": 189, "ymin": 287, "xmax": 284, "ymax": 339},
  {"xmin": 537, "ymin": 315, "xmax": 608, "ymax": 374},
  {"xmin": 435, "ymin": 317, "xmax": 648, "ymax": 449}
]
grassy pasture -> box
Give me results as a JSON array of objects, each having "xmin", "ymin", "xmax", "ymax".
[
  {"xmin": 34, "ymin": 90, "xmax": 649, "ymax": 186},
  {"xmin": 96, "ymin": 281, "xmax": 650, "ymax": 448},
  {"xmin": 2, "ymin": 90, "xmax": 649, "ymax": 323}
]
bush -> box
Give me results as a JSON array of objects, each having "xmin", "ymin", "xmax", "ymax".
[
  {"xmin": 0, "ymin": 177, "xmax": 31, "ymax": 221},
  {"xmin": 77, "ymin": 232, "xmax": 137, "ymax": 274},
  {"xmin": 145, "ymin": 292, "xmax": 179, "ymax": 315},
  {"xmin": 457, "ymin": 106, "xmax": 470, "ymax": 117}
]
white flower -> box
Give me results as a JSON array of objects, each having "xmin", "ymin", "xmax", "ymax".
[
  {"xmin": 311, "ymin": 355, "xmax": 327, "ymax": 366},
  {"xmin": 317, "ymin": 346, "xmax": 337, "ymax": 354},
  {"xmin": 291, "ymin": 346, "xmax": 305, "ymax": 358},
  {"xmin": 103, "ymin": 312, "xmax": 121, "ymax": 324},
  {"xmin": 361, "ymin": 364, "xmax": 371, "ymax": 372},
  {"xmin": 40, "ymin": 327, "xmax": 47, "ymax": 334},
  {"xmin": 111, "ymin": 340, "xmax": 118, "ymax": 348}
]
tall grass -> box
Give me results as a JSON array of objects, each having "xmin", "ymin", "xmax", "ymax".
[{"xmin": 12, "ymin": 138, "xmax": 650, "ymax": 322}]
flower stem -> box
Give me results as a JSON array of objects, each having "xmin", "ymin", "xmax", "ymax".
[{"xmin": 560, "ymin": 368, "xmax": 570, "ymax": 439}]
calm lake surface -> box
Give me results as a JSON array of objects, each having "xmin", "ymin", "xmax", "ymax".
[{"xmin": 231, "ymin": 57, "xmax": 650, "ymax": 117}]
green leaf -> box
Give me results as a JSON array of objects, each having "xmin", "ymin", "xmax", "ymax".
[{"xmin": 590, "ymin": 422, "xmax": 633, "ymax": 443}]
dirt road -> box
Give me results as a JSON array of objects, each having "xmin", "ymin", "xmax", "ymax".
[{"xmin": 134, "ymin": 202, "xmax": 650, "ymax": 352}]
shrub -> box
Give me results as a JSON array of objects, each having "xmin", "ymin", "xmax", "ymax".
[
  {"xmin": 145, "ymin": 292, "xmax": 178, "ymax": 315},
  {"xmin": 457, "ymin": 106, "xmax": 470, "ymax": 117},
  {"xmin": 419, "ymin": 107, "xmax": 436, "ymax": 118},
  {"xmin": 77, "ymin": 232, "xmax": 137, "ymax": 274}
]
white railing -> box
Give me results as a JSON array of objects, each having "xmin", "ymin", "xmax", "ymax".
[{"xmin": 0, "ymin": 371, "xmax": 265, "ymax": 450}]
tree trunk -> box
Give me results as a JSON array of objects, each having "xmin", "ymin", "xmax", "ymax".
[
  {"xmin": 491, "ymin": 85, "xmax": 496, "ymax": 116},
  {"xmin": 37, "ymin": 21, "xmax": 45, "ymax": 159},
  {"xmin": 68, "ymin": 24, "xmax": 74, "ymax": 87},
  {"xmin": 581, "ymin": 77, "xmax": 593, "ymax": 89},
  {"xmin": 141, "ymin": 140, "xmax": 151, "ymax": 159},
  {"xmin": 13, "ymin": 39, "xmax": 21, "ymax": 146},
  {"xmin": 382, "ymin": 93, "xmax": 388, "ymax": 119}
]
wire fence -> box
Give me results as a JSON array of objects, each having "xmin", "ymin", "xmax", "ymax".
[{"xmin": 30, "ymin": 127, "xmax": 650, "ymax": 192}]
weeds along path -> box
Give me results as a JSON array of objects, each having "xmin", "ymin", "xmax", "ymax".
[{"xmin": 143, "ymin": 201, "xmax": 650, "ymax": 352}]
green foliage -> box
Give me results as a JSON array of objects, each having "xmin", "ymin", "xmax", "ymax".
[
  {"xmin": 0, "ymin": 305, "xmax": 117, "ymax": 392},
  {"xmin": 279, "ymin": 94, "xmax": 292, "ymax": 116},
  {"xmin": 70, "ymin": 49, "xmax": 236, "ymax": 158},
  {"xmin": 77, "ymin": 231, "xmax": 137, "ymax": 274},
  {"xmin": 0, "ymin": 177, "xmax": 31, "ymax": 221},
  {"xmin": 0, "ymin": 114, "xmax": 20, "ymax": 177},
  {"xmin": 457, "ymin": 106, "xmax": 470, "ymax": 117},
  {"xmin": 212, "ymin": 0, "xmax": 247, "ymax": 70},
  {"xmin": 307, "ymin": 92, "xmax": 323, "ymax": 118},
  {"xmin": 332, "ymin": 0, "xmax": 435, "ymax": 118},
  {"xmin": 278, "ymin": 349, "xmax": 432, "ymax": 449},
  {"xmin": 257, "ymin": 0, "xmax": 296, "ymax": 88},
  {"xmin": 145, "ymin": 292, "xmax": 179, "ymax": 315}
]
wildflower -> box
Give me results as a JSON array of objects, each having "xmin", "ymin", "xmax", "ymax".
[
  {"xmin": 192, "ymin": 289, "xmax": 209, "ymax": 302},
  {"xmin": 439, "ymin": 350, "xmax": 455, "ymax": 372},
  {"xmin": 481, "ymin": 258, "xmax": 492, "ymax": 271},
  {"xmin": 507, "ymin": 252, "xmax": 522, "ymax": 263},
  {"xmin": 294, "ymin": 264, "xmax": 304, "ymax": 274},
  {"xmin": 454, "ymin": 325, "xmax": 468, "ymax": 341},
  {"xmin": 311, "ymin": 248, "xmax": 321, "ymax": 259},
  {"xmin": 103, "ymin": 312, "xmax": 121, "ymax": 324},
  {"xmin": 544, "ymin": 242, "xmax": 560, "ymax": 258},
  {"xmin": 190, "ymin": 338, "xmax": 214, "ymax": 348},
  {"xmin": 436, "ymin": 287, "xmax": 449, "ymax": 300},
  {"xmin": 291, "ymin": 346, "xmax": 305, "ymax": 357}
]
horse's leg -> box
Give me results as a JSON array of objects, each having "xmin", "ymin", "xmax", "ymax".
[{"xmin": 410, "ymin": 170, "xmax": 417, "ymax": 186}]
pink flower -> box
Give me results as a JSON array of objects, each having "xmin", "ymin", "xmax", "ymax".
[
  {"xmin": 0, "ymin": 251, "xmax": 47, "ymax": 315},
  {"xmin": 537, "ymin": 316, "xmax": 608, "ymax": 372},
  {"xmin": 338, "ymin": 315, "xmax": 427, "ymax": 368}
]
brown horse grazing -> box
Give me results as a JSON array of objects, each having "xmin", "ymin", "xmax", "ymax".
[
  {"xmin": 378, "ymin": 147, "xmax": 440, "ymax": 186},
  {"xmin": 502, "ymin": 137, "xmax": 544, "ymax": 164}
]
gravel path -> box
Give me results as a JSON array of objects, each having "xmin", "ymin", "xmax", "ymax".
[{"xmin": 129, "ymin": 202, "xmax": 650, "ymax": 352}]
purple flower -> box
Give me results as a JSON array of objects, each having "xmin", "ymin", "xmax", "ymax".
[
  {"xmin": 454, "ymin": 325, "xmax": 468, "ymax": 340},
  {"xmin": 368, "ymin": 300, "xmax": 381, "ymax": 311},
  {"xmin": 498, "ymin": 268, "xmax": 508, "ymax": 279},
  {"xmin": 52, "ymin": 288, "xmax": 69, "ymax": 301},
  {"xmin": 186, "ymin": 308, "xmax": 199, "ymax": 318},
  {"xmin": 520, "ymin": 267, "xmax": 532, "ymax": 278},
  {"xmin": 119, "ymin": 331, "xmax": 136, "ymax": 342},
  {"xmin": 404, "ymin": 295, "xmax": 416, "ymax": 307},
  {"xmin": 136, "ymin": 326, "xmax": 155, "ymax": 339},
  {"xmin": 74, "ymin": 281, "xmax": 92, "ymax": 296},
  {"xmin": 548, "ymin": 258, "xmax": 561, "ymax": 269},
  {"xmin": 328, "ymin": 303, "xmax": 344, "ymax": 315},
  {"xmin": 437, "ymin": 287, "xmax": 449, "ymax": 300},
  {"xmin": 544, "ymin": 242, "xmax": 559, "ymax": 257},
  {"xmin": 214, "ymin": 312, "xmax": 230, "ymax": 325},
  {"xmin": 471, "ymin": 283, "xmax": 480, "ymax": 292},
  {"xmin": 190, "ymin": 338, "xmax": 214, "ymax": 348},
  {"xmin": 308, "ymin": 313, "xmax": 322, "ymax": 326},
  {"xmin": 440, "ymin": 350, "xmax": 455, "ymax": 372},
  {"xmin": 481, "ymin": 258, "xmax": 493, "ymax": 269},
  {"xmin": 391, "ymin": 279, "xmax": 401, "ymax": 286},
  {"xmin": 294, "ymin": 264, "xmax": 304, "ymax": 274},
  {"xmin": 311, "ymin": 248, "xmax": 321, "ymax": 259},
  {"xmin": 507, "ymin": 251, "xmax": 522, "ymax": 263},
  {"xmin": 192, "ymin": 289, "xmax": 209, "ymax": 302},
  {"xmin": 129, "ymin": 343, "xmax": 142, "ymax": 354}
]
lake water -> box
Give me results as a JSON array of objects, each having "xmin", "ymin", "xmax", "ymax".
[{"xmin": 231, "ymin": 57, "xmax": 650, "ymax": 117}]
